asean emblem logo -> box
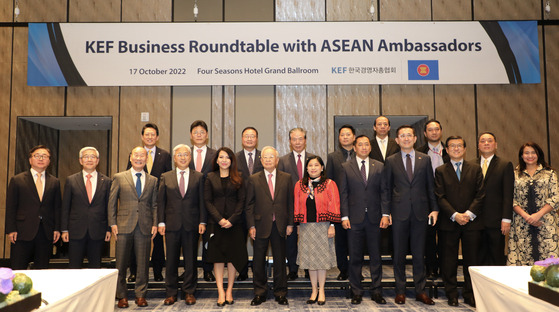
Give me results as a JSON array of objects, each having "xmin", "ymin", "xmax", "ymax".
[{"xmin": 417, "ymin": 64, "xmax": 430, "ymax": 77}]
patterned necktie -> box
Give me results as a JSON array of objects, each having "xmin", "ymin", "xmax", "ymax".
[
  {"xmin": 431, "ymin": 146, "xmax": 441, "ymax": 169},
  {"xmin": 179, "ymin": 170, "xmax": 186, "ymax": 197},
  {"xmin": 380, "ymin": 139, "xmax": 387, "ymax": 160},
  {"xmin": 455, "ymin": 162, "xmax": 462, "ymax": 181},
  {"xmin": 146, "ymin": 150, "xmax": 153, "ymax": 174},
  {"xmin": 86, "ymin": 174, "xmax": 93, "ymax": 203},
  {"xmin": 361, "ymin": 160, "xmax": 367, "ymax": 183},
  {"xmin": 406, "ymin": 154, "xmax": 413, "ymax": 182},
  {"xmin": 36, "ymin": 172, "xmax": 43, "ymax": 201},
  {"xmin": 268, "ymin": 173, "xmax": 274, "ymax": 200},
  {"xmin": 346, "ymin": 150, "xmax": 351, "ymax": 162},
  {"xmin": 482, "ymin": 159, "xmax": 488, "ymax": 178},
  {"xmin": 135, "ymin": 172, "xmax": 142, "ymax": 197},
  {"xmin": 248, "ymin": 152, "xmax": 254, "ymax": 175},
  {"xmin": 297, "ymin": 154, "xmax": 303, "ymax": 179},
  {"xmin": 196, "ymin": 149, "xmax": 203, "ymax": 172}
]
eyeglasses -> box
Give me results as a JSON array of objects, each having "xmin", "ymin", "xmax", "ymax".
[
  {"xmin": 243, "ymin": 135, "xmax": 256, "ymax": 139},
  {"xmin": 81, "ymin": 155, "xmax": 98, "ymax": 160},
  {"xmin": 176, "ymin": 153, "xmax": 191, "ymax": 158},
  {"xmin": 32, "ymin": 154, "xmax": 50, "ymax": 160},
  {"xmin": 448, "ymin": 144, "xmax": 464, "ymax": 149},
  {"xmin": 192, "ymin": 130, "xmax": 206, "ymax": 136}
]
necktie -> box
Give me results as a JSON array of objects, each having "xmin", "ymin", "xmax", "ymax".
[
  {"xmin": 196, "ymin": 149, "xmax": 203, "ymax": 172},
  {"xmin": 360, "ymin": 160, "xmax": 367, "ymax": 183},
  {"xmin": 296, "ymin": 154, "xmax": 303, "ymax": 180},
  {"xmin": 380, "ymin": 139, "xmax": 387, "ymax": 159},
  {"xmin": 36, "ymin": 172, "xmax": 43, "ymax": 201},
  {"xmin": 431, "ymin": 147, "xmax": 441, "ymax": 169},
  {"xmin": 135, "ymin": 173, "xmax": 142, "ymax": 197},
  {"xmin": 346, "ymin": 150, "xmax": 351, "ymax": 162},
  {"xmin": 248, "ymin": 152, "xmax": 254, "ymax": 175},
  {"xmin": 146, "ymin": 150, "xmax": 153, "ymax": 174},
  {"xmin": 482, "ymin": 159, "xmax": 488, "ymax": 177},
  {"xmin": 179, "ymin": 170, "xmax": 186, "ymax": 197},
  {"xmin": 86, "ymin": 174, "xmax": 93, "ymax": 203},
  {"xmin": 268, "ymin": 173, "xmax": 274, "ymax": 200},
  {"xmin": 406, "ymin": 154, "xmax": 413, "ymax": 182},
  {"xmin": 455, "ymin": 162, "xmax": 462, "ymax": 181}
]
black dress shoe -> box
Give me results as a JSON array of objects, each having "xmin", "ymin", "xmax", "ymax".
[
  {"xmin": 351, "ymin": 294, "xmax": 362, "ymax": 304},
  {"xmin": 306, "ymin": 294, "xmax": 318, "ymax": 304},
  {"xmin": 250, "ymin": 295, "xmax": 266, "ymax": 306},
  {"xmin": 448, "ymin": 297, "xmax": 459, "ymax": 306},
  {"xmin": 217, "ymin": 301, "xmax": 225, "ymax": 307},
  {"xmin": 204, "ymin": 271, "xmax": 215, "ymax": 281},
  {"xmin": 236, "ymin": 273, "xmax": 248, "ymax": 281},
  {"xmin": 371, "ymin": 293, "xmax": 386, "ymax": 304},
  {"xmin": 317, "ymin": 300, "xmax": 325, "ymax": 305},
  {"xmin": 275, "ymin": 296, "xmax": 288, "ymax": 305},
  {"xmin": 336, "ymin": 272, "xmax": 348, "ymax": 280},
  {"xmin": 225, "ymin": 300, "xmax": 234, "ymax": 305},
  {"xmin": 304, "ymin": 269, "xmax": 310, "ymax": 279},
  {"xmin": 127, "ymin": 274, "xmax": 136, "ymax": 283},
  {"xmin": 154, "ymin": 273, "xmax": 163, "ymax": 282},
  {"xmin": 287, "ymin": 272, "xmax": 298, "ymax": 281},
  {"xmin": 464, "ymin": 297, "xmax": 476, "ymax": 307}
]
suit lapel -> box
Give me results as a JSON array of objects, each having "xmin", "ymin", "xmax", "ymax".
[
  {"xmin": 350, "ymin": 159, "xmax": 366, "ymax": 186},
  {"xmin": 124, "ymin": 171, "xmax": 139, "ymax": 199},
  {"xmin": 485, "ymin": 156, "xmax": 498, "ymax": 179},
  {"xmin": 393, "ymin": 154, "xmax": 408, "ymax": 182},
  {"xmin": 259, "ymin": 171, "xmax": 273, "ymax": 201},
  {"xmin": 77, "ymin": 173, "xmax": 89, "ymax": 203}
]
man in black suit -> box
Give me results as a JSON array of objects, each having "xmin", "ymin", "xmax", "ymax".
[
  {"xmin": 326, "ymin": 124, "xmax": 355, "ymax": 280},
  {"xmin": 477, "ymin": 132, "xmax": 513, "ymax": 265},
  {"xmin": 417, "ymin": 119, "xmax": 449, "ymax": 279},
  {"xmin": 246, "ymin": 146, "xmax": 294, "ymax": 306},
  {"xmin": 435, "ymin": 136, "xmax": 485, "ymax": 308},
  {"xmin": 235, "ymin": 126, "xmax": 264, "ymax": 281},
  {"xmin": 277, "ymin": 127, "xmax": 315, "ymax": 280},
  {"xmin": 188, "ymin": 120, "xmax": 217, "ymax": 281},
  {"xmin": 369, "ymin": 116, "xmax": 400, "ymax": 163},
  {"xmin": 340, "ymin": 135, "xmax": 388, "ymax": 305},
  {"xmin": 126, "ymin": 123, "xmax": 172, "ymax": 282},
  {"xmin": 6, "ymin": 145, "xmax": 61, "ymax": 270},
  {"xmin": 157, "ymin": 144, "xmax": 206, "ymax": 306},
  {"xmin": 61, "ymin": 147, "xmax": 111, "ymax": 269},
  {"xmin": 383, "ymin": 126, "xmax": 438, "ymax": 305}
]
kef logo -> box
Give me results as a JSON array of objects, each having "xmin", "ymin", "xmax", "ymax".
[{"xmin": 408, "ymin": 60, "xmax": 439, "ymax": 80}]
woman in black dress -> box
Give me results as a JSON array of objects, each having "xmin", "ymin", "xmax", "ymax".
[{"xmin": 204, "ymin": 147, "xmax": 248, "ymax": 306}]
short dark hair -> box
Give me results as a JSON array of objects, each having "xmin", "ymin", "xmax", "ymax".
[
  {"xmin": 445, "ymin": 136, "xmax": 466, "ymax": 148},
  {"xmin": 141, "ymin": 123, "xmax": 159, "ymax": 136},
  {"xmin": 478, "ymin": 131, "xmax": 497, "ymax": 142},
  {"xmin": 29, "ymin": 145, "xmax": 51, "ymax": 158},
  {"xmin": 242, "ymin": 126, "xmax": 259, "ymax": 137},
  {"xmin": 518, "ymin": 142, "xmax": 550, "ymax": 172},
  {"xmin": 424, "ymin": 119, "xmax": 442, "ymax": 132},
  {"xmin": 354, "ymin": 134, "xmax": 371, "ymax": 145},
  {"xmin": 338, "ymin": 124, "xmax": 356, "ymax": 135},
  {"xmin": 396, "ymin": 125, "xmax": 416, "ymax": 136},
  {"xmin": 374, "ymin": 115, "xmax": 390, "ymax": 126},
  {"xmin": 190, "ymin": 120, "xmax": 208, "ymax": 132}
]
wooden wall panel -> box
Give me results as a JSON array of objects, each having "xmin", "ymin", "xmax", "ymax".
[
  {"xmin": 382, "ymin": 85, "xmax": 434, "ymax": 116},
  {"xmin": 225, "ymin": 0, "xmax": 274, "ymax": 21},
  {"xmin": 171, "ymin": 86, "xmax": 212, "ymax": 150},
  {"xmin": 68, "ymin": 0, "xmax": 121, "ymax": 22},
  {"xmin": 326, "ymin": 0, "xmax": 374, "ymax": 21},
  {"xmin": 235, "ymin": 86, "xmax": 276, "ymax": 151},
  {"xmin": 327, "ymin": 85, "xmax": 379, "ymax": 152},
  {"xmin": 432, "ymin": 0, "xmax": 472, "ymax": 20},
  {"xmin": 434, "ymin": 85, "xmax": 476, "ymax": 159},
  {"xmin": 174, "ymin": 0, "xmax": 223, "ymax": 22},
  {"xmin": 0, "ymin": 0, "xmax": 13, "ymax": 22},
  {"xmin": 0, "ymin": 27, "xmax": 11, "ymax": 256},
  {"xmin": 276, "ymin": 0, "xmax": 326, "ymax": 21},
  {"xmin": 474, "ymin": 0, "xmax": 541, "ymax": 20},
  {"xmin": 118, "ymin": 87, "xmax": 171, "ymax": 171},
  {"xmin": 546, "ymin": 26, "xmax": 559, "ymax": 166},
  {"xmin": 544, "ymin": 0, "xmax": 559, "ymax": 20},
  {"xmin": 122, "ymin": 0, "xmax": 172, "ymax": 21},
  {"xmin": 16, "ymin": 0, "xmax": 67, "ymax": 22},
  {"xmin": 379, "ymin": 0, "xmax": 431, "ymax": 20}
]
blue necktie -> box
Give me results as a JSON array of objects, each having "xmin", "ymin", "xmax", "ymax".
[
  {"xmin": 455, "ymin": 162, "xmax": 461, "ymax": 181},
  {"xmin": 135, "ymin": 173, "xmax": 142, "ymax": 197}
]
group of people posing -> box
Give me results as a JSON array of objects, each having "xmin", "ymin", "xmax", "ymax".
[{"xmin": 5, "ymin": 117, "xmax": 559, "ymax": 309}]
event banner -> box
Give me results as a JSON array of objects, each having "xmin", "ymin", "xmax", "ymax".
[{"xmin": 27, "ymin": 21, "xmax": 539, "ymax": 86}]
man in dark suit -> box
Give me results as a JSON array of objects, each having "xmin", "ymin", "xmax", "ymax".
[
  {"xmin": 477, "ymin": 132, "xmax": 513, "ymax": 265},
  {"xmin": 369, "ymin": 116, "xmax": 400, "ymax": 163},
  {"xmin": 383, "ymin": 126, "xmax": 438, "ymax": 305},
  {"xmin": 277, "ymin": 127, "xmax": 315, "ymax": 280},
  {"xmin": 109, "ymin": 147, "xmax": 158, "ymax": 308},
  {"xmin": 157, "ymin": 144, "xmax": 206, "ymax": 306},
  {"xmin": 126, "ymin": 123, "xmax": 172, "ymax": 282},
  {"xmin": 435, "ymin": 136, "xmax": 485, "ymax": 308},
  {"xmin": 235, "ymin": 126, "xmax": 264, "ymax": 281},
  {"xmin": 246, "ymin": 146, "xmax": 294, "ymax": 306},
  {"xmin": 61, "ymin": 147, "xmax": 111, "ymax": 269},
  {"xmin": 417, "ymin": 119, "xmax": 449, "ymax": 279},
  {"xmin": 188, "ymin": 120, "xmax": 217, "ymax": 281},
  {"xmin": 340, "ymin": 135, "xmax": 388, "ymax": 305},
  {"xmin": 326, "ymin": 124, "xmax": 356, "ymax": 280},
  {"xmin": 6, "ymin": 145, "xmax": 61, "ymax": 270}
]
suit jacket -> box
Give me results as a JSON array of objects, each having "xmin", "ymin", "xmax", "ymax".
[
  {"xmin": 157, "ymin": 168, "xmax": 206, "ymax": 232},
  {"xmin": 326, "ymin": 148, "xmax": 354, "ymax": 192},
  {"xmin": 435, "ymin": 160, "xmax": 485, "ymax": 231},
  {"xmin": 189, "ymin": 146, "xmax": 217, "ymax": 176},
  {"xmin": 236, "ymin": 149, "xmax": 264, "ymax": 181},
  {"xmin": 61, "ymin": 171, "xmax": 111, "ymax": 240},
  {"xmin": 417, "ymin": 143, "xmax": 450, "ymax": 165},
  {"xmin": 108, "ymin": 170, "xmax": 158, "ymax": 235},
  {"xmin": 278, "ymin": 151, "xmax": 316, "ymax": 186},
  {"xmin": 369, "ymin": 137, "xmax": 400, "ymax": 163},
  {"xmin": 340, "ymin": 157, "xmax": 388, "ymax": 225},
  {"xmin": 245, "ymin": 170, "xmax": 294, "ymax": 238},
  {"xmin": 475, "ymin": 156, "xmax": 514, "ymax": 229},
  {"xmin": 126, "ymin": 146, "xmax": 172, "ymax": 179},
  {"xmin": 204, "ymin": 171, "xmax": 245, "ymax": 225},
  {"xmin": 383, "ymin": 151, "xmax": 438, "ymax": 222},
  {"xmin": 5, "ymin": 171, "xmax": 62, "ymax": 241}
]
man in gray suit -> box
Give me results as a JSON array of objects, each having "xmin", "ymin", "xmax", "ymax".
[
  {"xmin": 109, "ymin": 147, "xmax": 158, "ymax": 308},
  {"xmin": 383, "ymin": 126, "xmax": 438, "ymax": 305}
]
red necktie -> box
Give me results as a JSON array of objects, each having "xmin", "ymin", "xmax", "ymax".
[
  {"xmin": 86, "ymin": 174, "xmax": 93, "ymax": 203},
  {"xmin": 297, "ymin": 154, "xmax": 302, "ymax": 179}
]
